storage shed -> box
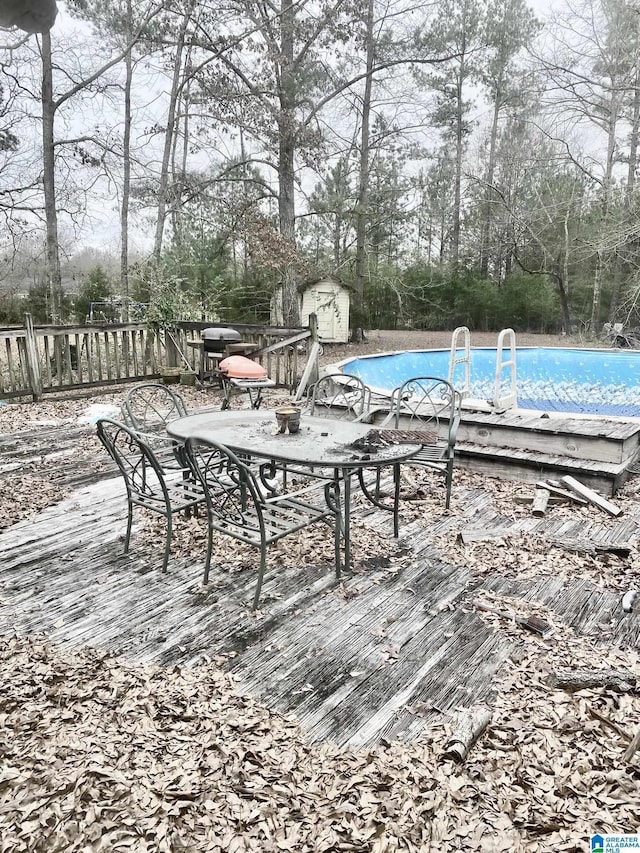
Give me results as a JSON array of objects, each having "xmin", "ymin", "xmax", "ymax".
[{"xmin": 270, "ymin": 276, "xmax": 351, "ymax": 343}]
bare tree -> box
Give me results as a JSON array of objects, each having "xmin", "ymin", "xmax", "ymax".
[
  {"xmin": 478, "ymin": 0, "xmax": 539, "ymax": 278},
  {"xmin": 34, "ymin": 2, "xmax": 164, "ymax": 312},
  {"xmin": 536, "ymin": 0, "xmax": 640, "ymax": 332}
]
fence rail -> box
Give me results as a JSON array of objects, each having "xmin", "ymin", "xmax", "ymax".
[{"xmin": 0, "ymin": 317, "xmax": 314, "ymax": 401}]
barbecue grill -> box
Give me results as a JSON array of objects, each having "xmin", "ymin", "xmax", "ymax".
[{"xmin": 201, "ymin": 327, "xmax": 242, "ymax": 354}]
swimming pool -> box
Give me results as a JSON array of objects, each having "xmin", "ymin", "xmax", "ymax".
[{"xmin": 338, "ymin": 347, "xmax": 640, "ymax": 418}]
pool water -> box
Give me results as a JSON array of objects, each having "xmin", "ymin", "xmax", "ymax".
[{"xmin": 340, "ymin": 347, "xmax": 640, "ymax": 418}]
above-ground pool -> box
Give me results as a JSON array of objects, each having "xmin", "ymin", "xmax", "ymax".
[{"xmin": 338, "ymin": 347, "xmax": 640, "ymax": 418}]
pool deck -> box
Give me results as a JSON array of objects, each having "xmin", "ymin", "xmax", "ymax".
[
  {"xmin": 355, "ymin": 400, "xmax": 640, "ymax": 497},
  {"xmin": 2, "ymin": 415, "xmax": 640, "ymax": 748},
  {"xmin": 322, "ymin": 339, "xmax": 640, "ymax": 495}
]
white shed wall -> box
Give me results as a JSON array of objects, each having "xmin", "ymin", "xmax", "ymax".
[{"xmin": 270, "ymin": 280, "xmax": 351, "ymax": 343}]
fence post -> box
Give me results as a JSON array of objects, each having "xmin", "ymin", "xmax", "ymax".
[
  {"xmin": 309, "ymin": 312, "xmax": 319, "ymax": 346},
  {"xmin": 308, "ymin": 312, "xmax": 320, "ymax": 386},
  {"xmin": 293, "ymin": 313, "xmax": 321, "ymax": 401},
  {"xmin": 24, "ymin": 313, "xmax": 43, "ymax": 401},
  {"xmin": 164, "ymin": 328, "xmax": 179, "ymax": 367}
]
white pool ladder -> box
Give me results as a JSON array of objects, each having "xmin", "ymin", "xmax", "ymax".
[
  {"xmin": 493, "ymin": 328, "xmax": 517, "ymax": 410},
  {"xmin": 448, "ymin": 326, "xmax": 518, "ymax": 411},
  {"xmin": 448, "ymin": 326, "xmax": 471, "ymax": 398}
]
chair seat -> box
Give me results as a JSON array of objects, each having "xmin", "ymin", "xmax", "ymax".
[
  {"xmin": 132, "ymin": 477, "xmax": 205, "ymax": 514},
  {"xmin": 378, "ymin": 376, "xmax": 461, "ymax": 509},
  {"xmin": 135, "ymin": 429, "xmax": 187, "ymax": 472},
  {"xmin": 209, "ymin": 493, "xmax": 331, "ymax": 547},
  {"xmin": 409, "ymin": 443, "xmax": 450, "ymax": 464}
]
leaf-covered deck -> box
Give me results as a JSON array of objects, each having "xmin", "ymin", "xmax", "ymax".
[{"xmin": 1, "ymin": 417, "xmax": 640, "ymax": 749}]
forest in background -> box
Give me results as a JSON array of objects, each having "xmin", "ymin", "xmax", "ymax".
[{"xmin": 1, "ymin": 0, "xmax": 639, "ymax": 336}]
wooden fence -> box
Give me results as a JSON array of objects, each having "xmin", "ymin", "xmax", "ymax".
[{"xmin": 0, "ymin": 316, "xmax": 314, "ymax": 401}]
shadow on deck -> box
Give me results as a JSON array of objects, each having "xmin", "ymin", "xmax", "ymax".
[{"xmin": 1, "ymin": 418, "xmax": 640, "ymax": 748}]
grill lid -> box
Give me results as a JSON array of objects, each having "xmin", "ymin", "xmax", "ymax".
[
  {"xmin": 201, "ymin": 327, "xmax": 242, "ymax": 343},
  {"xmin": 218, "ymin": 355, "xmax": 268, "ymax": 379}
]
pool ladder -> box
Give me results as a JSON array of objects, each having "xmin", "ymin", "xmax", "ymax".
[{"xmin": 448, "ymin": 326, "xmax": 518, "ymax": 412}]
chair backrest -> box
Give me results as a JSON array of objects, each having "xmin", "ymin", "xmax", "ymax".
[
  {"xmin": 97, "ymin": 418, "xmax": 168, "ymax": 500},
  {"xmin": 121, "ymin": 382, "xmax": 188, "ymax": 432},
  {"xmin": 310, "ymin": 373, "xmax": 371, "ymax": 421},
  {"xmin": 184, "ymin": 437, "xmax": 263, "ymax": 534},
  {"xmin": 390, "ymin": 376, "xmax": 461, "ymax": 435}
]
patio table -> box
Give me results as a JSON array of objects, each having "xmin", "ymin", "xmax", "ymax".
[{"xmin": 166, "ymin": 410, "xmax": 421, "ymax": 569}]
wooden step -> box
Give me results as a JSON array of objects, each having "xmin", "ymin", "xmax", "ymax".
[
  {"xmin": 457, "ymin": 411, "xmax": 640, "ymax": 466},
  {"xmin": 455, "ymin": 440, "xmax": 633, "ymax": 497}
]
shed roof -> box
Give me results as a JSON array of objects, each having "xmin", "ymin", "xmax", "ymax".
[{"xmin": 296, "ymin": 275, "xmax": 353, "ymax": 294}]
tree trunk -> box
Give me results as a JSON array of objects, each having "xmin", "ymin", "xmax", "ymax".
[
  {"xmin": 557, "ymin": 271, "xmax": 571, "ymax": 334},
  {"xmin": 151, "ymin": 0, "xmax": 194, "ymax": 290},
  {"xmin": 628, "ymin": 68, "xmax": 640, "ymax": 197},
  {"xmin": 278, "ymin": 132, "xmax": 298, "ymax": 325},
  {"xmin": 120, "ymin": 0, "xmax": 133, "ymax": 320},
  {"xmin": 591, "ymin": 90, "xmax": 619, "ymax": 333},
  {"xmin": 479, "ymin": 93, "xmax": 501, "ymax": 277},
  {"xmin": 239, "ymin": 127, "xmax": 249, "ymax": 280},
  {"xmin": 610, "ymin": 68, "xmax": 640, "ymax": 323},
  {"xmin": 590, "ymin": 248, "xmax": 604, "ymax": 336},
  {"xmin": 41, "ymin": 31, "xmax": 61, "ymax": 319},
  {"xmin": 170, "ymin": 29, "xmax": 194, "ymax": 255},
  {"xmin": 353, "ymin": 0, "xmax": 375, "ymax": 321},
  {"xmin": 278, "ymin": 0, "xmax": 299, "ymax": 326},
  {"xmin": 451, "ymin": 53, "xmax": 466, "ymax": 268}
]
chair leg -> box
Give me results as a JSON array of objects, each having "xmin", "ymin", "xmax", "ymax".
[
  {"xmin": 324, "ymin": 479, "xmax": 342, "ymax": 578},
  {"xmin": 343, "ymin": 468, "xmax": 352, "ymax": 571},
  {"xmin": 333, "ymin": 502, "xmax": 342, "ymax": 580},
  {"xmin": 445, "ymin": 462, "xmax": 453, "ymax": 509},
  {"xmin": 162, "ymin": 515, "xmax": 172, "ymax": 573},
  {"xmin": 203, "ymin": 518, "xmax": 213, "ymax": 585},
  {"xmin": 252, "ymin": 549, "xmax": 267, "ymax": 610},
  {"xmin": 330, "ymin": 473, "xmax": 345, "ymax": 573},
  {"xmin": 392, "ymin": 462, "xmax": 400, "ymax": 538},
  {"xmin": 124, "ymin": 502, "xmax": 133, "ymax": 553}
]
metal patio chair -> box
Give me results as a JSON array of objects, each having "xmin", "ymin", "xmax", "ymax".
[
  {"xmin": 276, "ymin": 372, "xmax": 373, "ymax": 491},
  {"xmin": 380, "ymin": 376, "xmax": 462, "ymax": 509},
  {"xmin": 121, "ymin": 382, "xmax": 191, "ymax": 470},
  {"xmin": 184, "ymin": 436, "xmax": 341, "ymax": 610},
  {"xmin": 309, "ymin": 373, "xmax": 372, "ymax": 421},
  {"xmin": 96, "ymin": 418, "xmax": 206, "ymax": 573},
  {"xmin": 122, "ymin": 382, "xmax": 189, "ymax": 431},
  {"xmin": 302, "ymin": 372, "xmax": 394, "ymax": 522}
]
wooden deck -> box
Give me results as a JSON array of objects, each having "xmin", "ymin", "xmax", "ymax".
[
  {"xmin": 2, "ymin": 417, "xmax": 640, "ymax": 748},
  {"xmin": 367, "ymin": 403, "xmax": 640, "ymax": 495},
  {"xmin": 455, "ymin": 409, "xmax": 640, "ymax": 495}
]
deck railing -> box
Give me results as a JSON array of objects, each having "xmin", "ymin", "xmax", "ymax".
[{"xmin": 0, "ymin": 316, "xmax": 314, "ymax": 401}]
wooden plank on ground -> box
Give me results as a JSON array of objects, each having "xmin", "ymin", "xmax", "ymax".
[
  {"xmin": 537, "ymin": 480, "xmax": 589, "ymax": 504},
  {"xmin": 560, "ymin": 475, "xmax": 623, "ymax": 517},
  {"xmin": 531, "ymin": 487, "xmax": 550, "ymax": 517}
]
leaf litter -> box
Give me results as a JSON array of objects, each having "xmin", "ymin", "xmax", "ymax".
[{"xmin": 2, "ymin": 384, "xmax": 640, "ymax": 849}]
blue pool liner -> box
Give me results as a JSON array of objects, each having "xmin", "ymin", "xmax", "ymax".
[{"xmin": 341, "ymin": 347, "xmax": 640, "ymax": 418}]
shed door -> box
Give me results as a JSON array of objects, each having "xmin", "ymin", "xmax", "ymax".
[{"xmin": 315, "ymin": 290, "xmax": 337, "ymax": 339}]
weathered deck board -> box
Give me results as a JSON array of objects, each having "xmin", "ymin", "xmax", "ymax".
[{"xmin": 2, "ymin": 416, "xmax": 640, "ymax": 748}]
